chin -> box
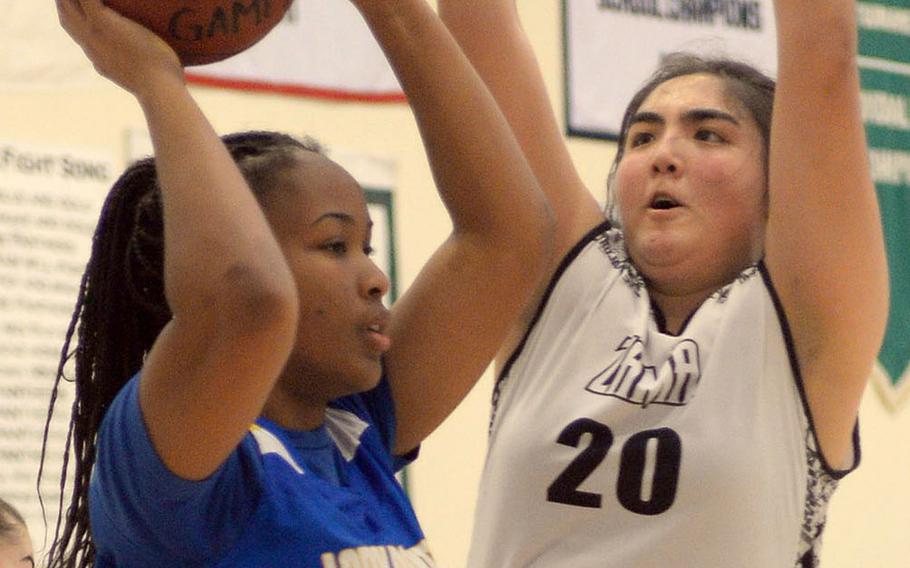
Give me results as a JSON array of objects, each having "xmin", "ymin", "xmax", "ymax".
[
  {"xmin": 363, "ymin": 371, "xmax": 383, "ymax": 392},
  {"xmin": 631, "ymin": 235, "xmax": 687, "ymax": 269},
  {"xmin": 348, "ymin": 361, "xmax": 383, "ymax": 395}
]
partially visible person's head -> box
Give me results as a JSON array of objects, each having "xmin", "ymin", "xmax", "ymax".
[
  {"xmin": 0, "ymin": 499, "xmax": 33, "ymax": 568},
  {"xmin": 607, "ymin": 54, "xmax": 774, "ymax": 295},
  {"xmin": 257, "ymin": 150, "xmax": 390, "ymax": 414},
  {"xmin": 605, "ymin": 55, "xmax": 776, "ymax": 293},
  {"xmin": 121, "ymin": 130, "xmax": 326, "ymax": 356},
  {"xmin": 606, "ymin": 53, "xmax": 776, "ymax": 222},
  {"xmin": 43, "ymin": 130, "xmax": 356, "ymax": 568}
]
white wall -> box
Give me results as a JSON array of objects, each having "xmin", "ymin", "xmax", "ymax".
[{"xmin": 1, "ymin": 2, "xmax": 907, "ymax": 567}]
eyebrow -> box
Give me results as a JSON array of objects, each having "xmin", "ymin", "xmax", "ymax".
[
  {"xmin": 630, "ymin": 108, "xmax": 740, "ymax": 127},
  {"xmin": 312, "ymin": 212, "xmax": 354, "ymax": 226},
  {"xmin": 311, "ymin": 212, "xmax": 373, "ymax": 230},
  {"xmin": 23, "ymin": 555, "xmax": 34, "ymax": 567}
]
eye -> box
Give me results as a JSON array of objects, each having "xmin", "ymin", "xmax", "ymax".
[
  {"xmin": 695, "ymin": 129, "xmax": 725, "ymax": 143},
  {"xmin": 629, "ymin": 131, "xmax": 654, "ymax": 148},
  {"xmin": 363, "ymin": 244, "xmax": 375, "ymax": 256},
  {"xmin": 323, "ymin": 240, "xmax": 348, "ymax": 255}
]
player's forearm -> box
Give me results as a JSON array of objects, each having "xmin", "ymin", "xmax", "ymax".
[
  {"xmin": 765, "ymin": 0, "xmax": 887, "ymax": 379},
  {"xmin": 353, "ymin": 0, "xmax": 551, "ymax": 246},
  {"xmin": 141, "ymin": 83, "xmax": 296, "ymax": 319},
  {"xmin": 439, "ymin": 0, "xmax": 601, "ymax": 260}
]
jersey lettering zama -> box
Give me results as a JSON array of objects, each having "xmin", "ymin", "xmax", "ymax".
[{"xmin": 468, "ymin": 223, "xmax": 856, "ymax": 568}]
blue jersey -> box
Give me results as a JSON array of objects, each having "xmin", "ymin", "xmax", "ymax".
[{"xmin": 90, "ymin": 373, "xmax": 434, "ymax": 567}]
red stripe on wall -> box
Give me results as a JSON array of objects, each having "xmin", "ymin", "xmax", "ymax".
[{"xmin": 185, "ymin": 73, "xmax": 407, "ymax": 103}]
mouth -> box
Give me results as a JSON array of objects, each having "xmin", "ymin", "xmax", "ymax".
[
  {"xmin": 364, "ymin": 311, "xmax": 392, "ymax": 354},
  {"xmin": 649, "ymin": 194, "xmax": 681, "ymax": 210}
]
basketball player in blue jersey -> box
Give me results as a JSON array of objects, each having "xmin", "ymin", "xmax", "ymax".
[
  {"xmin": 441, "ymin": 0, "xmax": 888, "ymax": 566},
  {"xmin": 43, "ymin": 0, "xmax": 552, "ymax": 566}
]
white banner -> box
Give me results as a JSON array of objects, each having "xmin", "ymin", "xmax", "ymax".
[
  {"xmin": 186, "ymin": 0, "xmax": 404, "ymax": 102},
  {"xmin": 1, "ymin": 0, "xmax": 403, "ymax": 102},
  {"xmin": 0, "ymin": 2, "xmax": 96, "ymax": 90},
  {"xmin": 564, "ymin": 0, "xmax": 778, "ymax": 138},
  {"xmin": 0, "ymin": 140, "xmax": 114, "ymax": 554}
]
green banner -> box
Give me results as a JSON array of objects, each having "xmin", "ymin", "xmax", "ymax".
[{"xmin": 859, "ymin": 0, "xmax": 910, "ymax": 409}]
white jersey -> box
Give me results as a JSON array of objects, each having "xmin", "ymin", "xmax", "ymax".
[{"xmin": 468, "ymin": 223, "xmax": 856, "ymax": 568}]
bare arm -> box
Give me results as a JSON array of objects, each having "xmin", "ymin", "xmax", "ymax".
[
  {"xmin": 438, "ymin": 0, "xmax": 604, "ymax": 362},
  {"xmin": 439, "ymin": 1, "xmax": 604, "ymax": 264},
  {"xmin": 765, "ymin": 0, "xmax": 888, "ymax": 466},
  {"xmin": 59, "ymin": 0, "xmax": 298, "ymax": 480},
  {"xmin": 350, "ymin": 0, "xmax": 554, "ymax": 454}
]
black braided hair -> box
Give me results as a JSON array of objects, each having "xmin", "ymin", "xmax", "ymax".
[{"xmin": 40, "ymin": 131, "xmax": 323, "ymax": 568}]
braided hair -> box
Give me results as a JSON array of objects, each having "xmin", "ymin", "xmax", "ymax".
[{"xmin": 40, "ymin": 131, "xmax": 323, "ymax": 568}]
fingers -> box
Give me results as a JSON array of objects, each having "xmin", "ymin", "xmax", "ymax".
[
  {"xmin": 57, "ymin": 0, "xmax": 113, "ymax": 40},
  {"xmin": 79, "ymin": 0, "xmax": 106, "ymax": 20},
  {"xmin": 57, "ymin": 0, "xmax": 104, "ymax": 47},
  {"xmin": 56, "ymin": 0, "xmax": 126, "ymax": 60},
  {"xmin": 56, "ymin": 0, "xmax": 84, "ymax": 18},
  {"xmin": 55, "ymin": 0, "xmax": 111, "ymax": 81},
  {"xmin": 56, "ymin": 0, "xmax": 83, "ymax": 38}
]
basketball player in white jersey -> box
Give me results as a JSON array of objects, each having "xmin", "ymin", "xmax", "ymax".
[{"xmin": 440, "ymin": 0, "xmax": 888, "ymax": 565}]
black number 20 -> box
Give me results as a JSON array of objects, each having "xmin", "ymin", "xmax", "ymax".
[{"xmin": 546, "ymin": 418, "xmax": 681, "ymax": 516}]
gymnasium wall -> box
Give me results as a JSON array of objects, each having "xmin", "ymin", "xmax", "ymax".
[{"xmin": 0, "ymin": 2, "xmax": 907, "ymax": 567}]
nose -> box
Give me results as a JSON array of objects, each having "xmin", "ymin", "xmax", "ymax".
[
  {"xmin": 651, "ymin": 137, "xmax": 683, "ymax": 176},
  {"xmin": 361, "ymin": 257, "xmax": 390, "ymax": 301},
  {"xmin": 654, "ymin": 161, "xmax": 677, "ymax": 174}
]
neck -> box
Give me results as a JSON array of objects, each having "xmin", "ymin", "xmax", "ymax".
[
  {"xmin": 647, "ymin": 283, "xmax": 717, "ymax": 335},
  {"xmin": 640, "ymin": 256, "xmax": 754, "ymax": 334},
  {"xmin": 261, "ymin": 383, "xmax": 328, "ymax": 431}
]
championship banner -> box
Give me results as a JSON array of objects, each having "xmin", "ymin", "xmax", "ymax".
[
  {"xmin": 858, "ymin": 0, "xmax": 910, "ymax": 410},
  {"xmin": 564, "ymin": 0, "xmax": 910, "ymax": 410},
  {"xmin": 563, "ymin": 0, "xmax": 778, "ymax": 139},
  {"xmin": 185, "ymin": 0, "xmax": 405, "ymax": 102}
]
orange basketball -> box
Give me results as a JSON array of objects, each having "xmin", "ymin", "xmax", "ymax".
[{"xmin": 104, "ymin": 0, "xmax": 294, "ymax": 66}]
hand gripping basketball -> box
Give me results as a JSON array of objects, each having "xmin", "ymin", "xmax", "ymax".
[{"xmin": 103, "ymin": 0, "xmax": 293, "ymax": 66}]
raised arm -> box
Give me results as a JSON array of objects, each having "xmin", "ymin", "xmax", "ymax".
[
  {"xmin": 439, "ymin": 0, "xmax": 604, "ymax": 262},
  {"xmin": 765, "ymin": 0, "xmax": 889, "ymax": 466},
  {"xmin": 350, "ymin": 0, "xmax": 554, "ymax": 454},
  {"xmin": 438, "ymin": 1, "xmax": 604, "ymax": 366},
  {"xmin": 58, "ymin": 0, "xmax": 298, "ymax": 479}
]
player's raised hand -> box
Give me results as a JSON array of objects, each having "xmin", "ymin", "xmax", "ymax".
[{"xmin": 56, "ymin": 0, "xmax": 183, "ymax": 98}]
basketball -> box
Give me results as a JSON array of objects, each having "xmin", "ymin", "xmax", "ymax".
[{"xmin": 104, "ymin": 0, "xmax": 294, "ymax": 66}]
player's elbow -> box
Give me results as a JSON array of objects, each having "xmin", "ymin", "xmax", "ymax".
[{"xmin": 217, "ymin": 263, "xmax": 300, "ymax": 340}]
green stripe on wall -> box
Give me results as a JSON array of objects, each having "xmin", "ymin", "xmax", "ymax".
[
  {"xmin": 877, "ymin": 188, "xmax": 910, "ymax": 384},
  {"xmin": 860, "ymin": 31, "xmax": 910, "ymax": 65}
]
